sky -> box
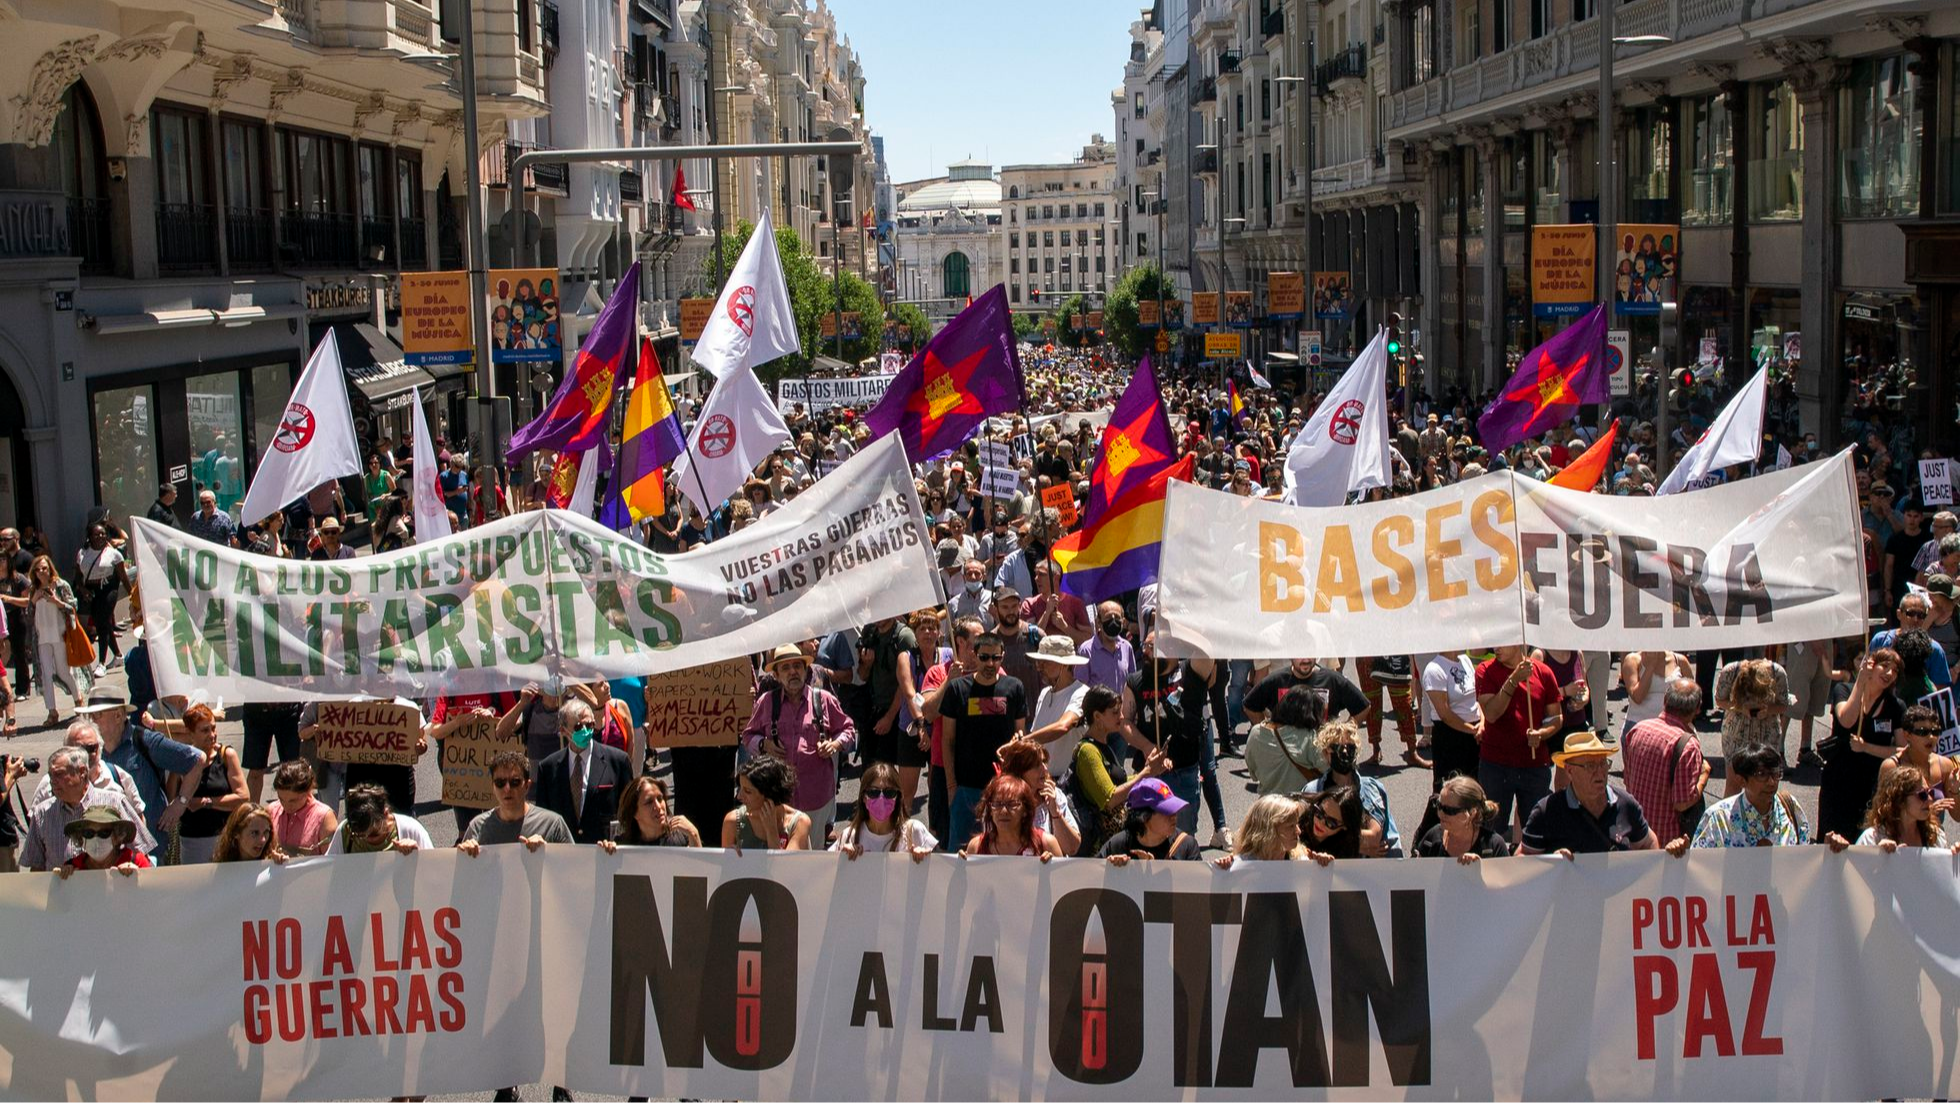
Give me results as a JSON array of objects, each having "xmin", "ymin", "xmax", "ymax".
[{"xmin": 824, "ymin": 0, "xmax": 1143, "ymax": 185}]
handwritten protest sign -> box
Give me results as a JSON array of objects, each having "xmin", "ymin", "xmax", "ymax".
[
  {"xmin": 436, "ymin": 712, "xmax": 520, "ymax": 809},
  {"xmin": 980, "ymin": 466, "xmax": 1022, "ymax": 500},
  {"xmin": 645, "ymin": 657, "xmax": 754, "ymax": 748},
  {"xmin": 1041, "ymin": 484, "xmax": 1078, "ymax": 528},
  {"xmin": 1920, "ymin": 458, "xmax": 1953, "ymax": 507},
  {"xmin": 311, "ymin": 700, "xmax": 420, "ymax": 766}
]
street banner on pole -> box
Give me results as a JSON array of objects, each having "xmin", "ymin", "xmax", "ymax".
[
  {"xmin": 1191, "ymin": 292, "xmax": 1219, "ymax": 326},
  {"xmin": 1163, "ymin": 451, "xmax": 1864, "ymax": 659},
  {"xmin": 0, "ymin": 846, "xmax": 1956, "ymax": 1101},
  {"xmin": 400, "ymin": 272, "xmax": 475, "ymax": 367},
  {"xmin": 132, "ymin": 434, "xmax": 939, "ymax": 703},
  {"xmin": 1531, "ymin": 225, "xmax": 1596, "ymax": 317}
]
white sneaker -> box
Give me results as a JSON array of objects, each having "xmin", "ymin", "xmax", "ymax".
[{"xmin": 1209, "ymin": 827, "xmax": 1233, "ymax": 851}]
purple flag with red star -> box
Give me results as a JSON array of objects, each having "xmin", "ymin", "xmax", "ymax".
[
  {"xmin": 1476, "ymin": 302, "xmax": 1610, "ymax": 454},
  {"xmin": 507, "ymin": 262, "xmax": 640, "ymax": 461},
  {"xmin": 864, "ymin": 284, "xmax": 1023, "ymax": 460},
  {"xmin": 1080, "ymin": 355, "xmax": 1174, "ymax": 529}
]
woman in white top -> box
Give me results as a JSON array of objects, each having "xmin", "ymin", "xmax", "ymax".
[
  {"xmin": 19, "ymin": 555, "xmax": 82, "ymax": 726},
  {"xmin": 1620, "ymin": 650, "xmax": 1692, "ymax": 736},
  {"xmin": 833, "ymin": 763, "xmax": 937, "ymax": 859},
  {"xmin": 74, "ymin": 523, "xmax": 127, "ymax": 676}
]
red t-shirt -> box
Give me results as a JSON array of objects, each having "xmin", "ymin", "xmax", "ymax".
[
  {"xmin": 923, "ymin": 662, "xmax": 952, "ymax": 767},
  {"xmin": 1473, "ymin": 657, "xmax": 1563, "ymax": 769},
  {"xmin": 65, "ymin": 846, "xmax": 151, "ymax": 871}
]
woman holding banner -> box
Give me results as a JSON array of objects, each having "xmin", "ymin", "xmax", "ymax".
[
  {"xmin": 1817, "ymin": 648, "xmax": 1906, "ymax": 842},
  {"xmin": 1878, "ymin": 704, "xmax": 1956, "ymax": 825}
]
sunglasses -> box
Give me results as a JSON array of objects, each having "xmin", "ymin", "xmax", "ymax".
[
  {"xmin": 987, "ymin": 802, "xmax": 1022, "ymax": 814},
  {"xmin": 492, "ymin": 776, "xmax": 528, "ymax": 790},
  {"xmin": 73, "ymin": 828, "xmax": 119, "ymax": 841},
  {"xmin": 1312, "ymin": 805, "xmax": 1345, "ymax": 830},
  {"xmin": 863, "ymin": 788, "xmax": 901, "ymax": 801},
  {"xmin": 1901, "ymin": 608, "xmax": 1929, "ymax": 619},
  {"xmin": 1437, "ymin": 802, "xmax": 1476, "ymax": 817},
  {"xmin": 1913, "ymin": 787, "xmax": 1939, "ymax": 802},
  {"xmin": 1910, "ymin": 726, "xmax": 1941, "ymax": 737},
  {"xmin": 975, "ymin": 653, "xmax": 1004, "ymax": 663}
]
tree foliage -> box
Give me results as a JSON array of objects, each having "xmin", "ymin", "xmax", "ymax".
[
  {"xmin": 886, "ymin": 301, "xmax": 935, "ymax": 349},
  {"xmin": 1050, "ymin": 294, "xmax": 1093, "ymax": 349},
  {"xmin": 703, "ymin": 220, "xmax": 884, "ymax": 382},
  {"xmin": 1010, "ymin": 310, "xmax": 1040, "ymax": 342},
  {"xmin": 1103, "ymin": 264, "xmax": 1172, "ymax": 360}
]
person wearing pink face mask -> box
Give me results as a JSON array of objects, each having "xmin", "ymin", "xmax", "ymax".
[{"xmin": 832, "ymin": 762, "xmax": 937, "ymax": 860}]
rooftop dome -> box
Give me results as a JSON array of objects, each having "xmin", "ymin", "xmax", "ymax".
[{"xmin": 897, "ymin": 169, "xmax": 1001, "ymax": 213}]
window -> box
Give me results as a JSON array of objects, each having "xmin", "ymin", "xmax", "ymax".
[
  {"xmin": 1011, "ymin": 285, "xmax": 1021, "ymax": 302},
  {"xmin": 1623, "ymin": 107, "xmax": 1672, "ymax": 208},
  {"xmin": 1010, "ymin": 232, "xmax": 1019, "ymax": 248},
  {"xmin": 52, "ymin": 86, "xmax": 108, "ymax": 270},
  {"xmin": 1750, "ymin": 81, "xmax": 1803, "ymax": 221},
  {"xmin": 1061, "ymin": 256, "xmax": 1072, "ymax": 272},
  {"xmin": 1044, "ymin": 230, "xmax": 1054, "ymax": 247},
  {"xmin": 1408, "ymin": 1, "xmax": 1436, "ymax": 85},
  {"xmin": 1463, "ymin": 2, "xmax": 1481, "ymax": 62},
  {"xmin": 518, "ymin": 0, "xmax": 533, "ymax": 51},
  {"xmin": 397, "ymin": 152, "xmax": 426, "ymax": 267},
  {"xmin": 1061, "ymin": 229, "xmax": 1071, "ymax": 246},
  {"xmin": 1137, "ymin": 231, "xmax": 1148, "ymax": 254},
  {"xmin": 1236, "ymin": 93, "xmax": 1245, "ymax": 133},
  {"xmin": 1684, "ymin": 93, "xmax": 1732, "ymax": 225},
  {"xmin": 942, "ymin": 251, "xmax": 970, "ymax": 298},
  {"xmin": 1261, "ymin": 79, "xmax": 1270, "ymax": 121},
  {"xmin": 1009, "ymin": 185, "xmax": 1019, "ymax": 198},
  {"xmin": 1838, "ymin": 55, "xmax": 1920, "ymax": 219},
  {"xmin": 1571, "ymin": 0, "xmax": 1594, "ymax": 18},
  {"xmin": 1044, "ymin": 256, "xmax": 1054, "ymax": 273},
  {"xmin": 1096, "ymin": 255, "xmax": 1105, "ymax": 273},
  {"xmin": 153, "ymin": 106, "xmax": 210, "ymax": 210},
  {"xmin": 1043, "ymin": 204, "xmax": 1054, "ymax": 219},
  {"xmin": 1134, "ymin": 91, "xmax": 1145, "ymax": 118},
  {"xmin": 1530, "ymin": 0, "xmax": 1551, "ymax": 40},
  {"xmin": 1094, "ymin": 201, "xmax": 1105, "ymax": 216},
  {"xmin": 1492, "ymin": 0, "xmax": 1508, "ymax": 50},
  {"xmin": 1010, "ymin": 257, "xmax": 1019, "ymax": 274},
  {"xmin": 1076, "ymin": 202, "xmax": 1088, "ymax": 218},
  {"xmin": 277, "ymin": 127, "xmax": 357, "ymax": 266},
  {"xmin": 1463, "ymin": 146, "xmax": 1485, "ymax": 236},
  {"xmin": 1262, "ymin": 152, "xmax": 1273, "ymax": 219}
]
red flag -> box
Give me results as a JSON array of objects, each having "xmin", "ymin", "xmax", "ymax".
[
  {"xmin": 672, "ymin": 164, "xmax": 695, "ymax": 211},
  {"xmin": 1548, "ymin": 419, "xmax": 1618, "ymax": 491}
]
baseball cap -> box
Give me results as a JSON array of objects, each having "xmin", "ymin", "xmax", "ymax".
[{"xmin": 1127, "ymin": 777, "xmax": 1189, "ymax": 817}]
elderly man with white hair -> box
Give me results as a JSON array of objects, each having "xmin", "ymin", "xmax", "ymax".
[
  {"xmin": 31, "ymin": 718, "xmax": 141, "ymax": 816},
  {"xmin": 532, "ymin": 697, "xmax": 632, "ymax": 845},
  {"xmin": 21, "ymin": 746, "xmax": 156, "ymax": 871}
]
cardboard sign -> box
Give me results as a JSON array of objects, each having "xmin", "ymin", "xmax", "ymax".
[
  {"xmin": 679, "ymin": 297, "xmax": 714, "ymax": 342},
  {"xmin": 1920, "ymin": 687, "xmax": 1960, "ymax": 759},
  {"xmin": 1922, "ymin": 458, "xmax": 1954, "ymax": 507},
  {"xmin": 980, "ymin": 465, "xmax": 1022, "ymax": 500},
  {"xmin": 975, "ymin": 440, "xmax": 1012, "ymax": 470},
  {"xmin": 312, "ymin": 700, "xmax": 420, "ymax": 766},
  {"xmin": 1698, "ymin": 336, "xmax": 1720, "ymax": 367},
  {"xmin": 1040, "ymin": 483, "xmax": 1078, "ymax": 528},
  {"xmin": 645, "ymin": 657, "xmax": 754, "ymax": 748},
  {"xmin": 437, "ymin": 712, "xmax": 520, "ymax": 810}
]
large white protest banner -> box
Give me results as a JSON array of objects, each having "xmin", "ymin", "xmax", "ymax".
[
  {"xmin": 1159, "ymin": 451, "xmax": 1865, "ymax": 659},
  {"xmin": 131, "ymin": 434, "xmax": 939, "ymax": 703},
  {"xmin": 775, "ymin": 374, "xmax": 895, "ymax": 413},
  {"xmin": 1, "ymin": 846, "xmax": 1957, "ymax": 1101}
]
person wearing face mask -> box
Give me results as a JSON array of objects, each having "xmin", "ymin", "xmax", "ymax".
[
  {"xmin": 55, "ymin": 804, "xmax": 148, "ymax": 877},
  {"xmin": 833, "ymin": 762, "xmax": 936, "ymax": 859},
  {"xmin": 946, "ymin": 559, "xmax": 995, "ymax": 629},
  {"xmin": 1296, "ymin": 721, "xmax": 1403, "ymax": 856},
  {"xmin": 1076, "ymin": 601, "xmax": 1137, "ymax": 693},
  {"xmin": 533, "ymin": 699, "xmax": 633, "ymax": 845}
]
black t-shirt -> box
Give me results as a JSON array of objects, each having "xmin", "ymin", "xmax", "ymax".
[
  {"xmin": 1413, "ymin": 823, "xmax": 1512, "ymax": 859},
  {"xmin": 1098, "ymin": 829, "xmax": 1202, "ymax": 861},
  {"xmin": 1884, "ymin": 529, "xmax": 1927, "ymax": 596},
  {"xmin": 1128, "ymin": 665, "xmax": 1199, "ymax": 769},
  {"xmin": 1245, "ymin": 666, "xmax": 1370, "ymax": 721},
  {"xmin": 1520, "ymin": 786, "xmax": 1652, "ymax": 854},
  {"xmin": 942, "ymin": 675, "xmax": 1027, "ymax": 788}
]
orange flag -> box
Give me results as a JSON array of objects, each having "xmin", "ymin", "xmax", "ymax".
[{"xmin": 1548, "ymin": 419, "xmax": 1618, "ymax": 492}]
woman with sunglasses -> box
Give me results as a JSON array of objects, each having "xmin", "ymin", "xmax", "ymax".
[
  {"xmin": 1878, "ymin": 704, "xmax": 1956, "ymax": 826},
  {"xmin": 1300, "ymin": 786, "xmax": 1365, "ymax": 864},
  {"xmin": 833, "ymin": 762, "xmax": 936, "ymax": 860},
  {"xmin": 1413, "ymin": 776, "xmax": 1512, "ymax": 863},
  {"xmin": 1816, "ymin": 647, "xmax": 1907, "ymax": 842},
  {"xmin": 1838, "ymin": 766, "xmax": 1960, "ymax": 853},
  {"xmin": 960, "ymin": 774, "xmax": 1062, "ymax": 860}
]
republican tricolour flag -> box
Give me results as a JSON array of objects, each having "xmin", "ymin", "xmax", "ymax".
[
  {"xmin": 507, "ymin": 262, "xmax": 640, "ymax": 461},
  {"xmin": 600, "ymin": 337, "xmax": 689, "ymax": 530},
  {"xmin": 1080, "ymin": 355, "xmax": 1173, "ymax": 529},
  {"xmin": 1477, "ymin": 302, "xmax": 1610, "ymax": 455},
  {"xmin": 1053, "ymin": 454, "xmax": 1195, "ymax": 603},
  {"xmin": 236, "ymin": 329, "xmax": 361, "ymax": 525},
  {"xmin": 692, "ymin": 207, "xmax": 800, "ymax": 380}
]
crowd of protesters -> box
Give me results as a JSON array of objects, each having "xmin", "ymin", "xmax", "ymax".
[{"xmin": 5, "ymin": 341, "xmax": 1955, "ymax": 900}]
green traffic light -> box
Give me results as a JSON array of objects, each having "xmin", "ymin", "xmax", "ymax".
[{"xmin": 1387, "ymin": 340, "xmax": 1401, "ymax": 355}]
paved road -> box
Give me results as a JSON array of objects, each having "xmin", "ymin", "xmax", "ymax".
[{"xmin": 3, "ymin": 642, "xmax": 1823, "ymax": 1103}]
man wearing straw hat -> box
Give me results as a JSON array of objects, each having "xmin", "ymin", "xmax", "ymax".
[
  {"xmin": 1518, "ymin": 730, "xmax": 1659, "ymax": 860},
  {"xmin": 741, "ymin": 644, "xmax": 855, "ymax": 842}
]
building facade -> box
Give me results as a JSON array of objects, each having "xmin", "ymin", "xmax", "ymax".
[
  {"xmin": 999, "ymin": 138, "xmax": 1118, "ymax": 312},
  {"xmin": 892, "ymin": 160, "xmax": 1002, "ymax": 324}
]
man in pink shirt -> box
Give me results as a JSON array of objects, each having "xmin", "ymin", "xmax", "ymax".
[{"xmin": 741, "ymin": 645, "xmax": 856, "ymax": 842}]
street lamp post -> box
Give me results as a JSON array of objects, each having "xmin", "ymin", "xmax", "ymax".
[
  {"xmin": 1279, "ymin": 34, "xmax": 1316, "ymax": 385},
  {"xmin": 1596, "ymin": 26, "xmax": 1670, "ymax": 427},
  {"xmin": 1140, "ymin": 187, "xmax": 1165, "ymax": 369}
]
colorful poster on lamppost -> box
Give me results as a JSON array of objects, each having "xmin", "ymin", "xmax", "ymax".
[
  {"xmin": 1138, "ymin": 298, "xmax": 1161, "ymax": 329},
  {"xmin": 487, "ymin": 268, "xmax": 561, "ymax": 363},
  {"xmin": 1267, "ymin": 272, "xmax": 1306, "ymax": 320},
  {"xmin": 1531, "ymin": 225, "xmax": 1596, "ymax": 318},
  {"xmin": 1086, "ymin": 311, "xmax": 1103, "ymax": 331},
  {"xmin": 1163, "ymin": 298, "xmax": 1186, "ymax": 330},
  {"xmin": 1192, "ymin": 291, "xmax": 1220, "ymax": 326},
  {"xmin": 1612, "ymin": 223, "xmax": 1678, "ymax": 315},
  {"xmin": 680, "ymin": 297, "xmax": 715, "ymax": 343},
  {"xmin": 1312, "ymin": 272, "xmax": 1356, "ymax": 320},
  {"xmin": 400, "ymin": 272, "xmax": 475, "ymax": 367},
  {"xmin": 1224, "ymin": 292, "xmax": 1253, "ymax": 327}
]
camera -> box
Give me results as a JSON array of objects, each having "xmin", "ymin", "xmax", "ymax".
[{"xmin": 4, "ymin": 754, "xmax": 41, "ymax": 775}]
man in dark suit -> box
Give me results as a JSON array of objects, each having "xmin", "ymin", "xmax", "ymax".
[{"xmin": 532, "ymin": 698, "xmax": 631, "ymax": 844}]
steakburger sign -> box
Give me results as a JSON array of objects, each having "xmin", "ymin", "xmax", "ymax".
[
  {"xmin": 1159, "ymin": 450, "xmax": 1867, "ymax": 658},
  {"xmin": 0, "ymin": 847, "xmax": 1955, "ymax": 1100}
]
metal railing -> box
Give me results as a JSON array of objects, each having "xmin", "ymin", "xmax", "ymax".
[
  {"xmin": 1317, "ymin": 43, "xmax": 1368, "ymax": 90},
  {"xmin": 156, "ymin": 202, "xmax": 217, "ymax": 272},
  {"xmin": 1261, "ymin": 8, "xmax": 1282, "ymax": 38},
  {"xmin": 226, "ymin": 206, "xmax": 277, "ymax": 271},
  {"xmin": 1193, "ymin": 75, "xmax": 1217, "ymax": 105},
  {"xmin": 278, "ymin": 210, "xmax": 358, "ymax": 268},
  {"xmin": 361, "ymin": 217, "xmax": 394, "ymax": 266},
  {"xmin": 400, "ymin": 217, "xmax": 429, "ymax": 269},
  {"xmin": 1220, "ymin": 51, "xmax": 1240, "ymax": 74}
]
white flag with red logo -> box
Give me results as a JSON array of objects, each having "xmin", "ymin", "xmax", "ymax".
[
  {"xmin": 691, "ymin": 206, "xmax": 800, "ymax": 380},
  {"xmin": 1282, "ymin": 326, "xmax": 1393, "ymax": 507},
  {"xmin": 236, "ymin": 330, "xmax": 362, "ymax": 525},
  {"xmin": 672, "ymin": 367, "xmax": 791, "ymax": 517}
]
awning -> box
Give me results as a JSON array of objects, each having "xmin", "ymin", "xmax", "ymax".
[
  {"xmin": 87, "ymin": 303, "xmax": 307, "ymax": 336},
  {"xmin": 336, "ymin": 322, "xmax": 436, "ymax": 404},
  {"xmin": 1265, "ymin": 351, "xmax": 1301, "ymax": 364}
]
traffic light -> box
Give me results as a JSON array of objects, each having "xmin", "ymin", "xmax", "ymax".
[
  {"xmin": 1386, "ymin": 312, "xmax": 1403, "ymax": 358},
  {"xmin": 1669, "ymin": 366, "xmax": 1697, "ymax": 412}
]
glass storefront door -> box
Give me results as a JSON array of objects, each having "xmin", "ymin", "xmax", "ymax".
[{"xmin": 92, "ymin": 384, "xmax": 160, "ymax": 532}]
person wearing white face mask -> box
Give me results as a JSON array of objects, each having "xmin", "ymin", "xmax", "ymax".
[
  {"xmin": 945, "ymin": 558, "xmax": 995, "ymax": 629},
  {"xmin": 55, "ymin": 804, "xmax": 148, "ymax": 877}
]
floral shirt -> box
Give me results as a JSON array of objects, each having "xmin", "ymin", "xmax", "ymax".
[{"xmin": 1690, "ymin": 792, "xmax": 1810, "ymax": 849}]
